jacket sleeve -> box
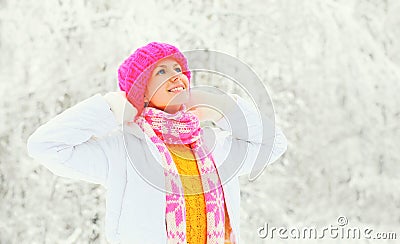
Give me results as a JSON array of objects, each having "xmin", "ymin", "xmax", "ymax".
[
  {"xmin": 26, "ymin": 93, "xmax": 120, "ymax": 186},
  {"xmin": 214, "ymin": 94, "xmax": 288, "ymax": 177}
]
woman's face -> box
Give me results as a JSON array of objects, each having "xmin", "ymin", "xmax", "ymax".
[{"xmin": 144, "ymin": 58, "xmax": 190, "ymax": 113}]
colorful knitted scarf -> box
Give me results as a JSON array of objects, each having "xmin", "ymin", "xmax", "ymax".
[{"xmin": 134, "ymin": 105, "xmax": 226, "ymax": 244}]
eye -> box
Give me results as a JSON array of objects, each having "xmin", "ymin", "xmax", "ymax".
[
  {"xmin": 156, "ymin": 69, "xmax": 166, "ymax": 75},
  {"xmin": 174, "ymin": 67, "xmax": 182, "ymax": 73}
]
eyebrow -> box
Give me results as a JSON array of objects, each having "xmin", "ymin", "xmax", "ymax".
[{"xmin": 156, "ymin": 63, "xmax": 180, "ymax": 68}]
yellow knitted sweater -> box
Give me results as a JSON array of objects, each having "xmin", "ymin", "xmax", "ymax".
[{"xmin": 166, "ymin": 143, "xmax": 234, "ymax": 244}]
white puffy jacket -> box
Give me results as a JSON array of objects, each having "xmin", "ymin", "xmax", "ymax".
[{"xmin": 26, "ymin": 93, "xmax": 288, "ymax": 243}]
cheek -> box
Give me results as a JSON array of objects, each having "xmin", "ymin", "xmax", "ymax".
[
  {"xmin": 182, "ymin": 75, "xmax": 190, "ymax": 87},
  {"xmin": 153, "ymin": 89, "xmax": 168, "ymax": 100},
  {"xmin": 147, "ymin": 78, "xmax": 164, "ymax": 97},
  {"xmin": 149, "ymin": 83, "xmax": 170, "ymax": 105}
]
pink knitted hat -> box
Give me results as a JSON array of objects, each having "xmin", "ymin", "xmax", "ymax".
[{"xmin": 118, "ymin": 42, "xmax": 191, "ymax": 116}]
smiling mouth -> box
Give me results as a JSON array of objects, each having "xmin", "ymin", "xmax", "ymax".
[{"xmin": 168, "ymin": 87, "xmax": 185, "ymax": 93}]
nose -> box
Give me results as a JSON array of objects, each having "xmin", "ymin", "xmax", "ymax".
[{"xmin": 169, "ymin": 74, "xmax": 181, "ymax": 83}]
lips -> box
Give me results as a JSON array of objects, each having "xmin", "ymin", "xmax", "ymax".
[{"xmin": 168, "ymin": 84, "xmax": 185, "ymax": 92}]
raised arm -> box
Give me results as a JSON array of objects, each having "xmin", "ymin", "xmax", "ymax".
[
  {"xmin": 26, "ymin": 93, "xmax": 121, "ymax": 186},
  {"xmin": 203, "ymin": 93, "xmax": 288, "ymax": 178}
]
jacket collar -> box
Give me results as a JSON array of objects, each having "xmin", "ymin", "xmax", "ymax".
[{"xmin": 122, "ymin": 122, "xmax": 145, "ymax": 139}]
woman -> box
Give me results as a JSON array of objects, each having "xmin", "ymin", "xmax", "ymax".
[{"xmin": 27, "ymin": 42, "xmax": 288, "ymax": 243}]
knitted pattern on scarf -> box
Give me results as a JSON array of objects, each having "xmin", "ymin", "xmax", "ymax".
[{"xmin": 134, "ymin": 105, "xmax": 225, "ymax": 244}]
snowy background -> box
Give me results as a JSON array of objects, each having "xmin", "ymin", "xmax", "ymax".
[{"xmin": 1, "ymin": 0, "xmax": 400, "ymax": 243}]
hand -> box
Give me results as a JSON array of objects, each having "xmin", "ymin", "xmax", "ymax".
[
  {"xmin": 103, "ymin": 91, "xmax": 138, "ymax": 125},
  {"xmin": 187, "ymin": 106, "xmax": 223, "ymax": 122},
  {"xmin": 185, "ymin": 90, "xmax": 233, "ymax": 122}
]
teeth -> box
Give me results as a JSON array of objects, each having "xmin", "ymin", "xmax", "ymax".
[{"xmin": 169, "ymin": 87, "xmax": 184, "ymax": 92}]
